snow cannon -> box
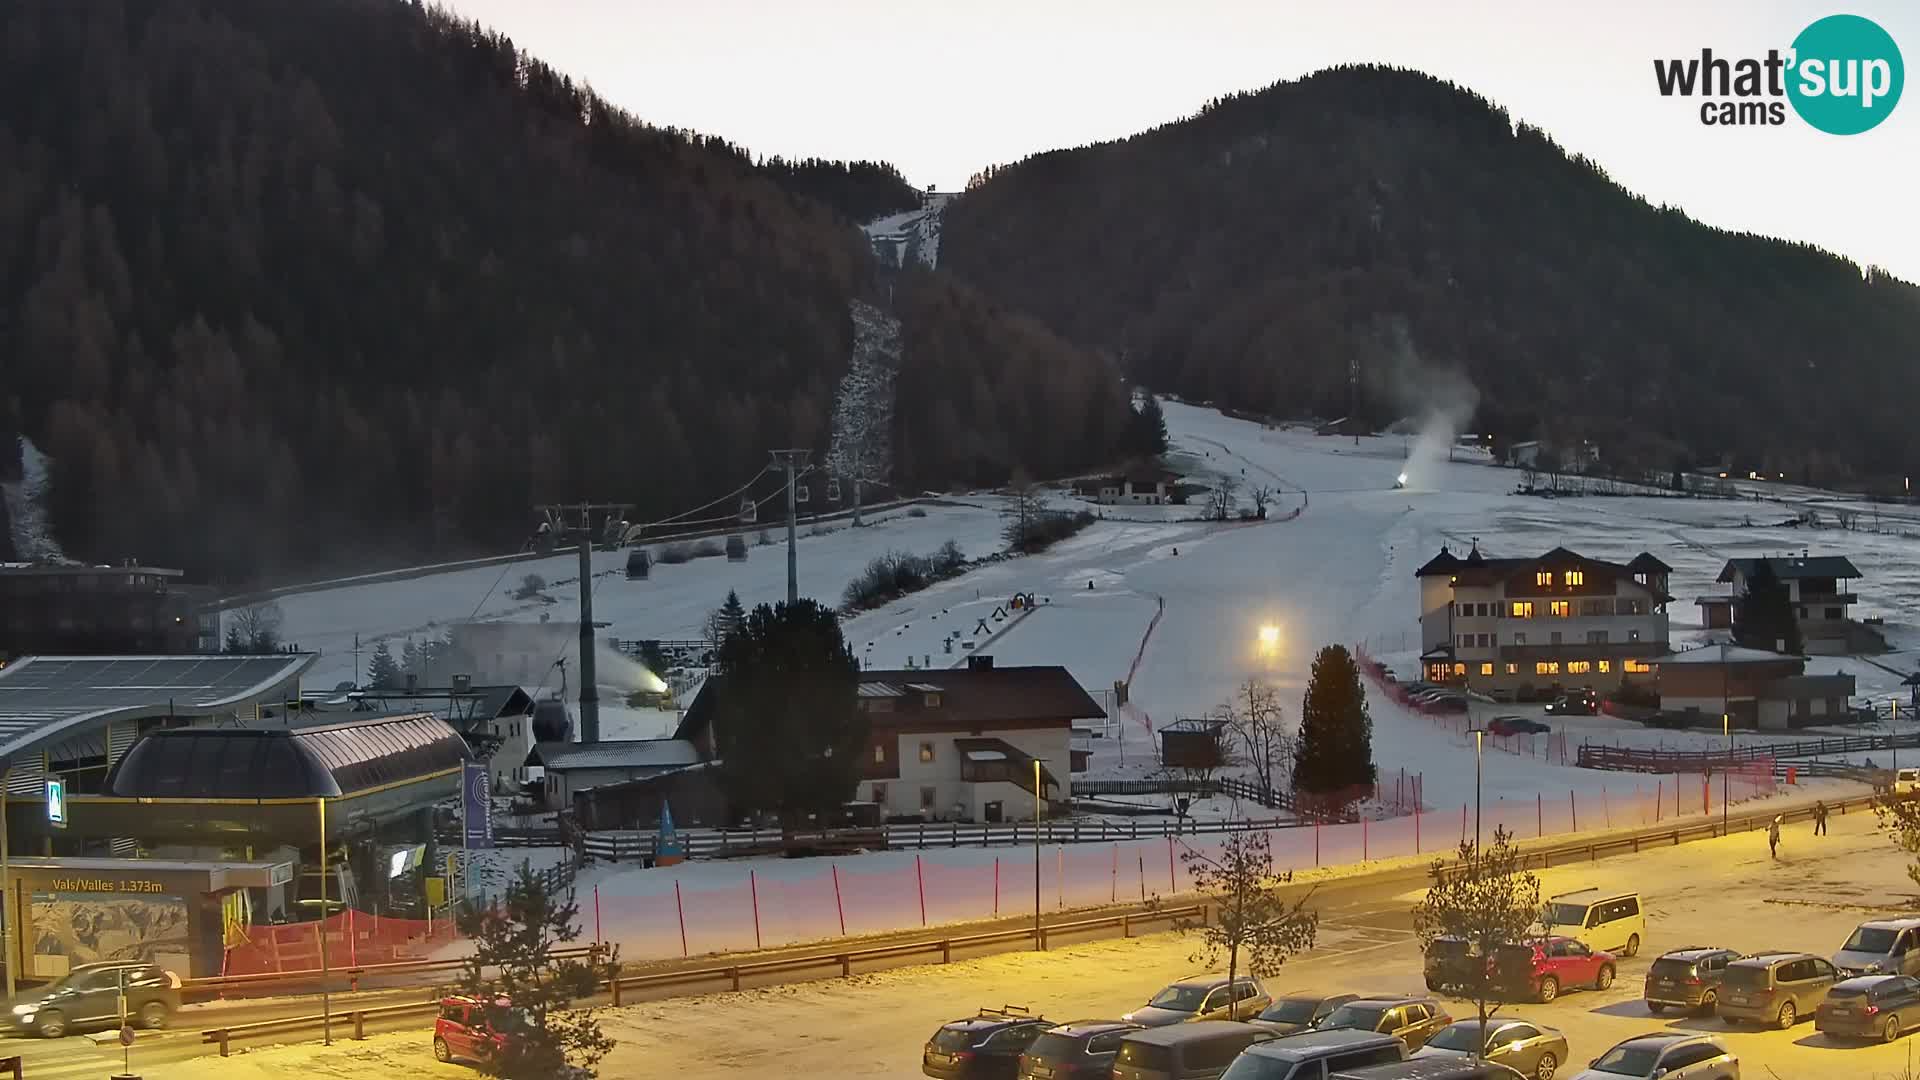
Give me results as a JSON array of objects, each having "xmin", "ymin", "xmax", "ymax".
[{"xmin": 1393, "ymin": 472, "xmax": 1408, "ymax": 490}]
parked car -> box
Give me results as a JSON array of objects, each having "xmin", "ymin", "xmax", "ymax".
[
  {"xmin": 1111, "ymin": 1020, "xmax": 1277, "ymax": 1080},
  {"xmin": 1424, "ymin": 937, "xmax": 1483, "ymax": 994},
  {"xmin": 1540, "ymin": 889, "xmax": 1643, "ymax": 957},
  {"xmin": 1717, "ymin": 952, "xmax": 1842, "ymax": 1029},
  {"xmin": 434, "ymin": 995, "xmax": 528, "ymax": 1067},
  {"xmin": 1493, "ymin": 938, "xmax": 1616, "ymax": 1004},
  {"xmin": 1815, "ymin": 974, "xmax": 1920, "ymax": 1043},
  {"xmin": 1833, "ymin": 917, "xmax": 1920, "ymax": 976},
  {"xmin": 1019, "ymin": 1020, "xmax": 1143, "ymax": 1079},
  {"xmin": 1126, "ymin": 977, "xmax": 1271, "ymax": 1027},
  {"xmin": 1334, "ymin": 1060, "xmax": 1527, "ymax": 1080},
  {"xmin": 1569, "ymin": 1033, "xmax": 1737, "ymax": 1080},
  {"xmin": 1894, "ymin": 768, "xmax": 1920, "ymax": 796},
  {"xmin": 1485, "ymin": 716, "xmax": 1550, "ymax": 737},
  {"xmin": 1544, "ymin": 690, "xmax": 1596, "ymax": 717},
  {"xmin": 7, "ymin": 961, "xmax": 181, "ymax": 1038},
  {"xmin": 1412, "ymin": 1019, "xmax": 1567, "ymax": 1080},
  {"xmin": 925, "ymin": 1006, "xmax": 1054, "ymax": 1079},
  {"xmin": 1220, "ymin": 1028, "xmax": 1406, "ymax": 1080},
  {"xmin": 1320, "ymin": 998, "xmax": 1451, "ymax": 1051},
  {"xmin": 1252, "ymin": 994, "xmax": 1362, "ymax": 1034},
  {"xmin": 1643, "ymin": 947, "xmax": 1744, "ymax": 1015},
  {"xmin": 1427, "ymin": 697, "xmax": 1470, "ymax": 714}
]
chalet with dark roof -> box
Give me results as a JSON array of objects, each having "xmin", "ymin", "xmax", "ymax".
[
  {"xmin": 1696, "ymin": 554, "xmax": 1871, "ymax": 654},
  {"xmin": 1414, "ymin": 541, "xmax": 1672, "ymax": 692},
  {"xmin": 677, "ymin": 655, "xmax": 1104, "ymax": 823}
]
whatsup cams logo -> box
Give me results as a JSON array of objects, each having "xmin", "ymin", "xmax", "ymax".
[{"xmin": 1653, "ymin": 14, "xmax": 1904, "ymax": 133}]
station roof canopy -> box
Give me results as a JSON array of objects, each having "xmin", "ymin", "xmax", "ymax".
[
  {"xmin": 104, "ymin": 711, "xmax": 471, "ymax": 799},
  {"xmin": 0, "ymin": 654, "xmax": 315, "ymax": 766}
]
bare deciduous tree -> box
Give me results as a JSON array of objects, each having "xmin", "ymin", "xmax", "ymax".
[
  {"xmin": 1206, "ymin": 475, "xmax": 1240, "ymax": 521},
  {"xmin": 230, "ymin": 600, "xmax": 284, "ymax": 652},
  {"xmin": 1177, "ymin": 830, "xmax": 1319, "ymax": 1019},
  {"xmin": 1249, "ymin": 483, "xmax": 1275, "ymax": 518},
  {"xmin": 1216, "ymin": 679, "xmax": 1293, "ymax": 799}
]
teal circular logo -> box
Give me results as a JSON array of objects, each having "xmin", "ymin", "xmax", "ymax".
[{"xmin": 1787, "ymin": 14, "xmax": 1904, "ymax": 134}]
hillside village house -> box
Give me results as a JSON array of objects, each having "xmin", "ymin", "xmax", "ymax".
[
  {"xmin": 675, "ymin": 656, "xmax": 1104, "ymax": 824},
  {"xmin": 1695, "ymin": 555, "xmax": 1870, "ymax": 655},
  {"xmin": 1653, "ymin": 642, "xmax": 1856, "ymax": 731},
  {"xmin": 530, "ymin": 738, "xmax": 703, "ymax": 810},
  {"xmin": 1415, "ymin": 543, "xmax": 1671, "ymax": 693},
  {"xmin": 1073, "ymin": 470, "xmax": 1180, "ymax": 506}
]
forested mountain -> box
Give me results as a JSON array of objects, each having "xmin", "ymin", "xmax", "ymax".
[
  {"xmin": 943, "ymin": 66, "xmax": 1920, "ymax": 487},
  {"xmin": 757, "ymin": 157, "xmax": 921, "ymax": 223},
  {"xmin": 0, "ymin": 0, "xmax": 1125, "ymax": 578}
]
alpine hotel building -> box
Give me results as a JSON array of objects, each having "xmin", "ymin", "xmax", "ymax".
[{"xmin": 1415, "ymin": 543, "xmax": 1672, "ymax": 693}]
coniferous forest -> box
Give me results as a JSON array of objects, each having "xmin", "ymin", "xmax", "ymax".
[
  {"xmin": 941, "ymin": 66, "xmax": 1920, "ymax": 488},
  {"xmin": 0, "ymin": 0, "xmax": 1125, "ymax": 580}
]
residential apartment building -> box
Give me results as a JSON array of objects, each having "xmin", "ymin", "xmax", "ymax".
[
  {"xmin": 1415, "ymin": 543, "xmax": 1671, "ymax": 693},
  {"xmin": 0, "ymin": 561, "xmax": 219, "ymax": 660}
]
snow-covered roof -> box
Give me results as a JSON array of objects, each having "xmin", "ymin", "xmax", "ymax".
[
  {"xmin": 534, "ymin": 738, "xmax": 701, "ymax": 772},
  {"xmin": 964, "ymin": 749, "xmax": 1007, "ymax": 762},
  {"xmin": 1654, "ymin": 643, "xmax": 1801, "ymax": 666},
  {"xmin": 1717, "ymin": 556, "xmax": 1861, "ymax": 582}
]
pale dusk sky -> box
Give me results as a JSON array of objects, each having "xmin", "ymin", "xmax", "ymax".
[{"xmin": 443, "ymin": 0, "xmax": 1918, "ymax": 282}]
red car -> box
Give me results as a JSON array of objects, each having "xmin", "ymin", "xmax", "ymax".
[
  {"xmin": 434, "ymin": 995, "xmax": 523, "ymax": 1067},
  {"xmin": 1493, "ymin": 936, "xmax": 1617, "ymax": 1003}
]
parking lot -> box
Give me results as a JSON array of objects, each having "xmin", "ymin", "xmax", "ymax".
[{"xmin": 185, "ymin": 803, "xmax": 1916, "ymax": 1080}]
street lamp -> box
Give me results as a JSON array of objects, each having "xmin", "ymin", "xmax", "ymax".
[
  {"xmin": 1728, "ymin": 707, "xmax": 1743, "ymax": 834},
  {"xmin": 1033, "ymin": 758, "xmax": 1043, "ymax": 951},
  {"xmin": 1472, "ymin": 726, "xmax": 1485, "ymax": 855}
]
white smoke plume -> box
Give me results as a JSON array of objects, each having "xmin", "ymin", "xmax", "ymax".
[{"xmin": 1375, "ymin": 318, "xmax": 1479, "ymax": 490}]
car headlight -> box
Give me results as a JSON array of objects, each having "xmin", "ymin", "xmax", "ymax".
[
  {"xmin": 1866, "ymin": 963, "xmax": 1884, "ymax": 973},
  {"xmin": 10, "ymin": 1005, "xmax": 32, "ymax": 1016}
]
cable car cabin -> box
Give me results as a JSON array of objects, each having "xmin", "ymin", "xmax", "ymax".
[
  {"xmin": 739, "ymin": 496, "xmax": 757, "ymax": 524},
  {"xmin": 826, "ymin": 477, "xmax": 842, "ymax": 502}
]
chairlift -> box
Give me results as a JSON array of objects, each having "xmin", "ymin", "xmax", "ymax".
[
  {"xmin": 827, "ymin": 477, "xmax": 842, "ymax": 503},
  {"xmin": 739, "ymin": 496, "xmax": 757, "ymax": 525}
]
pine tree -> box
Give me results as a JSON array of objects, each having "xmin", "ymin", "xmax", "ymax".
[
  {"xmin": 1732, "ymin": 559, "xmax": 1804, "ymax": 655},
  {"xmin": 223, "ymin": 625, "xmax": 245, "ymax": 654},
  {"xmin": 1294, "ymin": 643, "xmax": 1377, "ymax": 802},
  {"xmin": 367, "ymin": 640, "xmax": 401, "ymax": 690},
  {"xmin": 401, "ymin": 636, "xmax": 421, "ymax": 679},
  {"xmin": 1128, "ymin": 394, "xmax": 1170, "ymax": 455},
  {"xmin": 717, "ymin": 590, "xmax": 747, "ymax": 642},
  {"xmin": 713, "ymin": 599, "xmax": 865, "ymax": 833}
]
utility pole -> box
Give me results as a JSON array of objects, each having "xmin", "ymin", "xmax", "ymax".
[
  {"xmin": 538, "ymin": 501, "xmax": 629, "ymax": 745},
  {"xmin": 770, "ymin": 451, "xmax": 812, "ymax": 604},
  {"xmin": 1349, "ymin": 354, "xmax": 1360, "ymax": 446}
]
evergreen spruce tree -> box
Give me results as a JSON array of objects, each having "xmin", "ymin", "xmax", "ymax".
[
  {"xmin": 713, "ymin": 599, "xmax": 865, "ymax": 833},
  {"xmin": 367, "ymin": 640, "xmax": 401, "ymax": 690},
  {"xmin": 401, "ymin": 636, "xmax": 421, "ymax": 679},
  {"xmin": 717, "ymin": 589, "xmax": 747, "ymax": 643},
  {"xmin": 223, "ymin": 625, "xmax": 245, "ymax": 654},
  {"xmin": 1293, "ymin": 644, "xmax": 1377, "ymax": 800},
  {"xmin": 1732, "ymin": 559, "xmax": 1804, "ymax": 655},
  {"xmin": 1132, "ymin": 394, "xmax": 1170, "ymax": 455}
]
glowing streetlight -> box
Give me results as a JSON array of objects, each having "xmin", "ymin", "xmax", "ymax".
[{"xmin": 1259, "ymin": 624, "xmax": 1281, "ymax": 648}]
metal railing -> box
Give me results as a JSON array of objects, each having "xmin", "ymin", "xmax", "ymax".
[
  {"xmin": 1579, "ymin": 731, "xmax": 1920, "ymax": 772},
  {"xmin": 600, "ymin": 904, "xmax": 1206, "ymax": 1004},
  {"xmin": 204, "ymin": 1000, "xmax": 441, "ymax": 1057}
]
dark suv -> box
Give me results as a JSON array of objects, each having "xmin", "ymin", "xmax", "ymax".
[
  {"xmin": 6, "ymin": 961, "xmax": 180, "ymax": 1038},
  {"xmin": 1718, "ymin": 952, "xmax": 1841, "ymax": 1030},
  {"xmin": 1019, "ymin": 1020, "xmax": 1143, "ymax": 1079},
  {"xmin": 1425, "ymin": 937, "xmax": 1482, "ymax": 995},
  {"xmin": 926, "ymin": 1006, "xmax": 1053, "ymax": 1079},
  {"xmin": 1643, "ymin": 947, "xmax": 1743, "ymax": 1016}
]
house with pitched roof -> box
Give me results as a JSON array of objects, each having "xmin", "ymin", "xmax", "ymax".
[
  {"xmin": 1696, "ymin": 554, "xmax": 1872, "ymax": 654},
  {"xmin": 1414, "ymin": 542, "xmax": 1672, "ymax": 693},
  {"xmin": 673, "ymin": 655, "xmax": 1105, "ymax": 824}
]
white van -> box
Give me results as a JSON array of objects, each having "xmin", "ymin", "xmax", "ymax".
[
  {"xmin": 1894, "ymin": 768, "xmax": 1920, "ymax": 796},
  {"xmin": 1541, "ymin": 889, "xmax": 1645, "ymax": 957}
]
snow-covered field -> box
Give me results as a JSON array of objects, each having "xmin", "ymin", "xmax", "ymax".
[{"xmin": 271, "ymin": 399, "xmax": 1914, "ymax": 959}]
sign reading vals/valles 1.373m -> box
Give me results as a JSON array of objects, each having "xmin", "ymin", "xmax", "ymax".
[{"xmin": 45, "ymin": 878, "xmax": 169, "ymax": 894}]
